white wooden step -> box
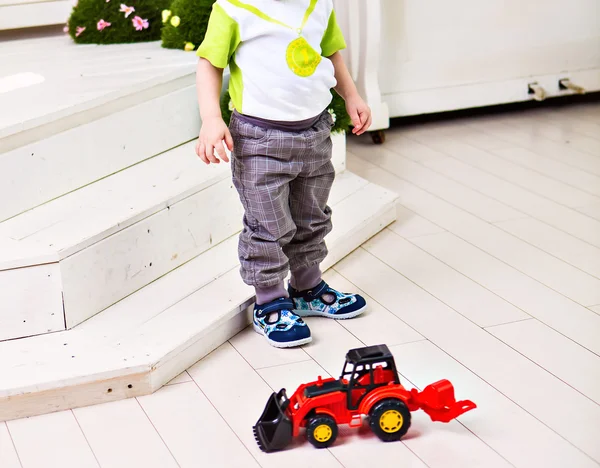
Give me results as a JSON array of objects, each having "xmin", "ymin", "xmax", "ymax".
[
  {"xmin": 0, "ymin": 36, "xmax": 199, "ymax": 221},
  {"xmin": 0, "ymin": 172, "xmax": 397, "ymax": 421},
  {"xmin": 0, "ymin": 141, "xmax": 239, "ymax": 337}
]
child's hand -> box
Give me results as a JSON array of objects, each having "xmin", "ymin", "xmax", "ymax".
[
  {"xmin": 196, "ymin": 116, "xmax": 233, "ymax": 164},
  {"xmin": 345, "ymin": 94, "xmax": 372, "ymax": 136}
]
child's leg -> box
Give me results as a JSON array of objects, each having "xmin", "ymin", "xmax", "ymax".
[
  {"xmin": 282, "ymin": 111, "xmax": 334, "ymax": 289},
  {"xmin": 285, "ymin": 113, "xmax": 366, "ymax": 319},
  {"xmin": 232, "ymin": 149, "xmax": 297, "ymax": 305},
  {"xmin": 284, "ymin": 160, "xmax": 334, "ymax": 291},
  {"xmin": 229, "ymin": 115, "xmax": 311, "ymax": 347}
]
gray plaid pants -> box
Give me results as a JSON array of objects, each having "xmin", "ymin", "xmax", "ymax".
[{"xmin": 230, "ymin": 111, "xmax": 335, "ymax": 292}]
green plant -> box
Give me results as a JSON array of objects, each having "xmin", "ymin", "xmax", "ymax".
[
  {"xmin": 220, "ymin": 90, "xmax": 352, "ymax": 134},
  {"xmin": 161, "ymin": 0, "xmax": 215, "ymax": 50},
  {"xmin": 67, "ymin": 0, "xmax": 169, "ymax": 44},
  {"xmin": 327, "ymin": 90, "xmax": 352, "ymax": 134}
]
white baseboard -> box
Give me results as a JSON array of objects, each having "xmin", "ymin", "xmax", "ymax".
[{"xmin": 385, "ymin": 68, "xmax": 600, "ymax": 118}]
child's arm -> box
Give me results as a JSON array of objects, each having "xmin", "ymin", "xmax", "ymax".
[
  {"xmin": 328, "ymin": 52, "xmax": 372, "ymax": 136},
  {"xmin": 195, "ymin": 58, "xmax": 233, "ymax": 165}
]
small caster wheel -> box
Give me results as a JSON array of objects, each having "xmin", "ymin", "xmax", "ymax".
[{"xmin": 371, "ymin": 130, "xmax": 386, "ymax": 145}]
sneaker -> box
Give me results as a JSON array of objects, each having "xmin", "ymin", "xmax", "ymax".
[
  {"xmin": 288, "ymin": 280, "xmax": 367, "ymax": 319},
  {"xmin": 253, "ymin": 298, "xmax": 312, "ymax": 348}
]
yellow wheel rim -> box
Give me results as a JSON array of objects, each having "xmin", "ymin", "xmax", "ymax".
[
  {"xmin": 286, "ymin": 37, "xmax": 321, "ymax": 77},
  {"xmin": 313, "ymin": 424, "xmax": 333, "ymax": 442},
  {"xmin": 379, "ymin": 409, "xmax": 404, "ymax": 433}
]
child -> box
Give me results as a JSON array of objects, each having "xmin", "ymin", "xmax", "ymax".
[{"xmin": 196, "ymin": 0, "xmax": 372, "ymax": 348}]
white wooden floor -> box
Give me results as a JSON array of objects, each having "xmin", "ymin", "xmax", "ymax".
[{"xmin": 2, "ymin": 102, "xmax": 600, "ymax": 468}]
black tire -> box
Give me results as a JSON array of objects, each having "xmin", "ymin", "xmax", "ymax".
[
  {"xmin": 371, "ymin": 130, "xmax": 386, "ymax": 145},
  {"xmin": 306, "ymin": 415, "xmax": 338, "ymax": 449},
  {"xmin": 369, "ymin": 399, "xmax": 411, "ymax": 442}
]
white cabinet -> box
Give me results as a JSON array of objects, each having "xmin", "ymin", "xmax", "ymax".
[{"xmin": 337, "ymin": 0, "xmax": 600, "ymax": 128}]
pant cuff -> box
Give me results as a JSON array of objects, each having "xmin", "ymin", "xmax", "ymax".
[
  {"xmin": 255, "ymin": 282, "xmax": 288, "ymax": 305},
  {"xmin": 290, "ymin": 264, "xmax": 322, "ymax": 292}
]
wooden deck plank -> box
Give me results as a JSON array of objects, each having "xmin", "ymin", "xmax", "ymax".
[
  {"xmin": 495, "ymin": 216, "xmax": 600, "ymax": 279},
  {"xmin": 73, "ymin": 399, "xmax": 178, "ymax": 468},
  {"xmin": 348, "ymin": 144, "xmax": 600, "ymax": 306},
  {"xmin": 0, "ymin": 423, "xmax": 21, "ymax": 468},
  {"xmin": 138, "ymin": 382, "xmax": 259, "ymax": 468},
  {"xmin": 8, "ymin": 411, "xmax": 99, "ymax": 468},
  {"xmin": 336, "ymin": 244, "xmax": 600, "ymax": 463},
  {"xmin": 487, "ymin": 318, "xmax": 600, "ymax": 404}
]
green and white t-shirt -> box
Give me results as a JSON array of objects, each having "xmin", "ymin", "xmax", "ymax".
[{"xmin": 197, "ymin": 0, "xmax": 346, "ymax": 121}]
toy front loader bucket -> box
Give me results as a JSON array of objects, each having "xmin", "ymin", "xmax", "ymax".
[{"xmin": 253, "ymin": 389, "xmax": 293, "ymax": 453}]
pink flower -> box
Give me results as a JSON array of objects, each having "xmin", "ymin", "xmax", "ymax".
[
  {"xmin": 63, "ymin": 25, "xmax": 69, "ymax": 33},
  {"xmin": 75, "ymin": 26, "xmax": 86, "ymax": 37},
  {"xmin": 97, "ymin": 19, "xmax": 111, "ymax": 31},
  {"xmin": 119, "ymin": 4, "xmax": 135, "ymax": 17},
  {"xmin": 132, "ymin": 16, "xmax": 149, "ymax": 31}
]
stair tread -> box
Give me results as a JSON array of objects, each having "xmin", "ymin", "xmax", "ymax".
[
  {"xmin": 0, "ymin": 37, "xmax": 197, "ymax": 139},
  {"xmin": 0, "ymin": 236, "xmax": 57, "ymax": 271},
  {"xmin": 0, "ymin": 175, "xmax": 397, "ymax": 400},
  {"xmin": 0, "ymin": 142, "xmax": 229, "ymax": 258}
]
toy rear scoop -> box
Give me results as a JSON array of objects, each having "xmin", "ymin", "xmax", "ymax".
[{"xmin": 408, "ymin": 379, "xmax": 477, "ymax": 423}]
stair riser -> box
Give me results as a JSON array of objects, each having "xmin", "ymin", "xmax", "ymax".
[
  {"xmin": 0, "ymin": 368, "xmax": 151, "ymax": 422},
  {"xmin": 62, "ymin": 177, "xmax": 244, "ymax": 328},
  {"xmin": 0, "ymin": 85, "xmax": 199, "ymax": 222},
  {"xmin": 0, "ymin": 263, "xmax": 64, "ymax": 341}
]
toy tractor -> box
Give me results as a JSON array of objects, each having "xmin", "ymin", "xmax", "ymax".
[{"xmin": 253, "ymin": 344, "xmax": 476, "ymax": 452}]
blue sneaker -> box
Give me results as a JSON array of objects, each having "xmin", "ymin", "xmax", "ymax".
[
  {"xmin": 253, "ymin": 298, "xmax": 312, "ymax": 348},
  {"xmin": 288, "ymin": 280, "xmax": 367, "ymax": 319}
]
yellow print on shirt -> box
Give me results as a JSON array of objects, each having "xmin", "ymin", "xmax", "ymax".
[{"xmin": 286, "ymin": 37, "xmax": 321, "ymax": 77}]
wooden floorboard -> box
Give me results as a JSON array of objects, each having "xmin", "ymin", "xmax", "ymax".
[{"xmin": 8, "ymin": 411, "xmax": 99, "ymax": 468}]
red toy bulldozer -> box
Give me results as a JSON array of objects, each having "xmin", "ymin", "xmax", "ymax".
[{"xmin": 253, "ymin": 344, "xmax": 476, "ymax": 452}]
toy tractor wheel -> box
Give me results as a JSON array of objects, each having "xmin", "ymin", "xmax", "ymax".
[
  {"xmin": 306, "ymin": 415, "xmax": 338, "ymax": 449},
  {"xmin": 369, "ymin": 399, "xmax": 411, "ymax": 442}
]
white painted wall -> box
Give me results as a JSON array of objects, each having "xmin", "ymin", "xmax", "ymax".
[{"xmin": 380, "ymin": 0, "xmax": 600, "ymax": 116}]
